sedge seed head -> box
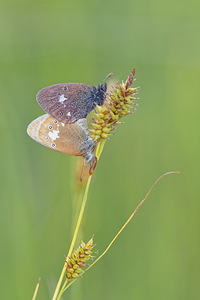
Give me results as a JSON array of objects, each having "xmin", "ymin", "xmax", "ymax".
[
  {"xmin": 66, "ymin": 237, "xmax": 95, "ymax": 280},
  {"xmin": 89, "ymin": 69, "xmax": 139, "ymax": 141}
]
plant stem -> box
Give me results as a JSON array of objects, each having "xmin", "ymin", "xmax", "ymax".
[
  {"xmin": 84, "ymin": 171, "xmax": 180, "ymax": 272},
  {"xmin": 56, "ymin": 279, "xmax": 68, "ymax": 300},
  {"xmin": 52, "ymin": 175, "xmax": 92, "ymax": 300},
  {"xmin": 55, "ymin": 171, "xmax": 180, "ymax": 294},
  {"xmin": 32, "ymin": 278, "xmax": 41, "ymax": 300},
  {"xmin": 52, "ymin": 140, "xmax": 106, "ymax": 300},
  {"xmin": 97, "ymin": 139, "xmax": 106, "ymax": 159}
]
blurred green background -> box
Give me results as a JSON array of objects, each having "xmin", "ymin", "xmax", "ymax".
[{"xmin": 0, "ymin": 0, "xmax": 199, "ymax": 299}]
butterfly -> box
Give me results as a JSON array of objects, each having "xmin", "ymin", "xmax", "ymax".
[
  {"xmin": 36, "ymin": 82, "xmax": 107, "ymax": 124},
  {"xmin": 27, "ymin": 114, "xmax": 96, "ymax": 163}
]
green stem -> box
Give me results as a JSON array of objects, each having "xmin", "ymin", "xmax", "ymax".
[
  {"xmin": 52, "ymin": 175, "xmax": 92, "ymax": 300},
  {"xmin": 60, "ymin": 171, "xmax": 180, "ymax": 290},
  {"xmin": 52, "ymin": 139, "xmax": 106, "ymax": 300},
  {"xmin": 97, "ymin": 139, "xmax": 106, "ymax": 159},
  {"xmin": 32, "ymin": 278, "xmax": 41, "ymax": 300},
  {"xmin": 56, "ymin": 279, "xmax": 68, "ymax": 300},
  {"xmin": 67, "ymin": 174, "xmax": 92, "ymax": 257},
  {"xmin": 83, "ymin": 171, "xmax": 180, "ymax": 273}
]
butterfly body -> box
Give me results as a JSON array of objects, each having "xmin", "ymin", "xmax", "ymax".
[
  {"xmin": 27, "ymin": 114, "xmax": 96, "ymax": 163},
  {"xmin": 37, "ymin": 82, "xmax": 107, "ymax": 124}
]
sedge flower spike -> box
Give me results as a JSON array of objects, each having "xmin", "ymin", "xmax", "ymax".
[
  {"xmin": 89, "ymin": 69, "xmax": 139, "ymax": 141},
  {"xmin": 65, "ymin": 237, "xmax": 95, "ymax": 280}
]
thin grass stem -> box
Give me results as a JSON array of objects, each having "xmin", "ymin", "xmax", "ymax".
[
  {"xmin": 32, "ymin": 278, "xmax": 41, "ymax": 300},
  {"xmin": 52, "ymin": 141, "xmax": 105, "ymax": 299},
  {"xmin": 84, "ymin": 171, "xmax": 180, "ymax": 272},
  {"xmin": 52, "ymin": 175, "xmax": 92, "ymax": 300},
  {"xmin": 54, "ymin": 171, "xmax": 180, "ymax": 293}
]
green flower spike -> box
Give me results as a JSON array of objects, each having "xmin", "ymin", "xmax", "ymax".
[
  {"xmin": 66, "ymin": 237, "xmax": 95, "ymax": 280},
  {"xmin": 89, "ymin": 69, "xmax": 139, "ymax": 141}
]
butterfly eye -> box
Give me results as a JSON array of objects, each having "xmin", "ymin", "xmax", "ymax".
[
  {"xmin": 49, "ymin": 125, "xmax": 52, "ymax": 129},
  {"xmin": 83, "ymin": 141, "xmax": 88, "ymax": 147}
]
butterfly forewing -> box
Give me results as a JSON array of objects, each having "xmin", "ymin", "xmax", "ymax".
[
  {"xmin": 36, "ymin": 83, "xmax": 96, "ymax": 124},
  {"xmin": 27, "ymin": 114, "xmax": 93, "ymax": 157}
]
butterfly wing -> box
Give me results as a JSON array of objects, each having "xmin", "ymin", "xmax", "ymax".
[
  {"xmin": 36, "ymin": 83, "xmax": 97, "ymax": 124},
  {"xmin": 27, "ymin": 114, "xmax": 94, "ymax": 157}
]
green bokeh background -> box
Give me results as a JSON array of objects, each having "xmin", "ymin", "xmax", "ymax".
[{"xmin": 0, "ymin": 0, "xmax": 199, "ymax": 299}]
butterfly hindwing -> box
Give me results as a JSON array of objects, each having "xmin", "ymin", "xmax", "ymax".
[{"xmin": 27, "ymin": 114, "xmax": 94, "ymax": 157}]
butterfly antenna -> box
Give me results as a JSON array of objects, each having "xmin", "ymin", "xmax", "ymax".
[{"xmin": 102, "ymin": 73, "xmax": 113, "ymax": 83}]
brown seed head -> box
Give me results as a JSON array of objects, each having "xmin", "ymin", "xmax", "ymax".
[
  {"xmin": 66, "ymin": 237, "xmax": 95, "ymax": 280},
  {"xmin": 89, "ymin": 69, "xmax": 139, "ymax": 141}
]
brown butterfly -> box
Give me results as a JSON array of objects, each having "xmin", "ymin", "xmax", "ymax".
[
  {"xmin": 36, "ymin": 82, "xmax": 107, "ymax": 124},
  {"xmin": 27, "ymin": 114, "xmax": 96, "ymax": 163}
]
